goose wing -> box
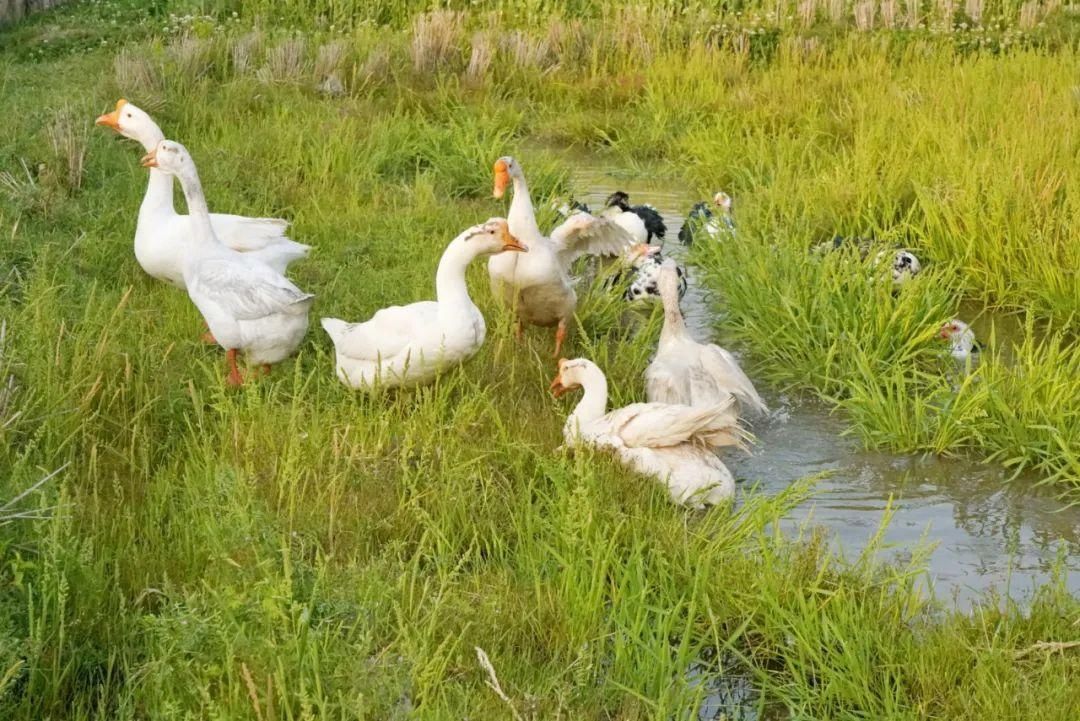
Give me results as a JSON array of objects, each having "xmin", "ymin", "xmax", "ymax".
[
  {"xmin": 699, "ymin": 345, "xmax": 768, "ymax": 416},
  {"xmin": 331, "ymin": 302, "xmax": 438, "ymax": 362},
  {"xmin": 605, "ymin": 399, "xmax": 747, "ymax": 450},
  {"xmin": 190, "ymin": 257, "xmax": 314, "ymax": 320},
  {"xmin": 549, "ymin": 212, "xmax": 635, "ymax": 267}
]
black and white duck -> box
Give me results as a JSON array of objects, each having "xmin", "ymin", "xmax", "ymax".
[
  {"xmin": 813, "ymin": 236, "xmax": 923, "ymax": 286},
  {"xmin": 621, "ymin": 244, "xmax": 688, "ymax": 302},
  {"xmin": 678, "ymin": 192, "xmax": 735, "ymax": 246},
  {"xmin": 603, "ymin": 191, "xmax": 667, "ymax": 245}
]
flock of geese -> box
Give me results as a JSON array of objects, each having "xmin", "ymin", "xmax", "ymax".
[{"xmin": 93, "ymin": 99, "xmax": 973, "ymax": 508}]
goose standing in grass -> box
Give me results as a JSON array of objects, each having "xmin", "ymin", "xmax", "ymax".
[
  {"xmin": 550, "ymin": 358, "xmax": 748, "ymax": 508},
  {"xmin": 322, "ymin": 219, "xmax": 526, "ymax": 390},
  {"xmin": 678, "ymin": 192, "xmax": 734, "ymax": 246},
  {"xmin": 603, "ymin": 191, "xmax": 667, "ymax": 245},
  {"xmin": 143, "ymin": 140, "xmax": 314, "ymax": 386},
  {"xmin": 490, "ymin": 156, "xmax": 634, "ymax": 356},
  {"xmin": 645, "ymin": 260, "xmax": 767, "ymax": 416},
  {"xmin": 96, "ymin": 99, "xmax": 309, "ymax": 288},
  {"xmin": 940, "ymin": 319, "xmax": 980, "ymax": 362}
]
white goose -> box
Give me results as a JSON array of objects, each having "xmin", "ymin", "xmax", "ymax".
[
  {"xmin": 96, "ymin": 99, "xmax": 309, "ymax": 288},
  {"xmin": 321, "ymin": 219, "xmax": 527, "ymax": 390},
  {"xmin": 489, "ymin": 156, "xmax": 634, "ymax": 356},
  {"xmin": 143, "ymin": 140, "xmax": 314, "ymax": 386},
  {"xmin": 645, "ymin": 260, "xmax": 768, "ymax": 416},
  {"xmin": 550, "ymin": 358, "xmax": 747, "ymax": 508}
]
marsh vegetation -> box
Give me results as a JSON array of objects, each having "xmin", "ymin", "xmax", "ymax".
[{"xmin": 1, "ymin": 0, "xmax": 1079, "ymax": 718}]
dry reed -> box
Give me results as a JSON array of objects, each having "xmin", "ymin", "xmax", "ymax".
[
  {"xmin": 45, "ymin": 106, "xmax": 87, "ymax": 192},
  {"xmin": 410, "ymin": 9, "xmax": 464, "ymax": 74},
  {"xmin": 259, "ymin": 37, "xmax": 309, "ymax": 84}
]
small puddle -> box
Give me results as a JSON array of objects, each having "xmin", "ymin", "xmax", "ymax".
[{"xmin": 560, "ymin": 159, "xmax": 1080, "ymax": 611}]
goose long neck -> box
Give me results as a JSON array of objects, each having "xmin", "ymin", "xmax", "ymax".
[
  {"xmin": 507, "ymin": 173, "xmax": 542, "ymax": 241},
  {"xmin": 174, "ymin": 167, "xmax": 215, "ymax": 247},
  {"xmin": 136, "ymin": 124, "xmax": 173, "ymax": 215},
  {"xmin": 140, "ymin": 168, "xmax": 177, "ymax": 215},
  {"xmin": 569, "ymin": 365, "xmax": 609, "ymax": 427},
  {"xmin": 435, "ymin": 239, "xmax": 478, "ymax": 315},
  {"xmin": 659, "ymin": 271, "xmax": 687, "ymax": 342}
]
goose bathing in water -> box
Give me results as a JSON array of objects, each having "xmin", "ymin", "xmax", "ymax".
[
  {"xmin": 322, "ymin": 219, "xmax": 527, "ymax": 390},
  {"xmin": 550, "ymin": 358, "xmax": 748, "ymax": 508},
  {"xmin": 489, "ymin": 156, "xmax": 634, "ymax": 356},
  {"xmin": 142, "ymin": 140, "xmax": 314, "ymax": 386},
  {"xmin": 96, "ymin": 100, "xmax": 309, "ymax": 288},
  {"xmin": 645, "ymin": 260, "xmax": 767, "ymax": 416}
]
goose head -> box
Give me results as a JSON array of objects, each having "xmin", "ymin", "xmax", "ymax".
[
  {"xmin": 456, "ymin": 218, "xmax": 527, "ymax": 256},
  {"xmin": 492, "ymin": 156, "xmax": 522, "ymax": 199},
  {"xmin": 140, "ymin": 139, "xmax": 193, "ymax": 179},
  {"xmin": 550, "ymin": 357, "xmax": 594, "ymax": 398},
  {"xmin": 95, "ymin": 99, "xmax": 165, "ymax": 152},
  {"xmin": 713, "ymin": 191, "xmax": 733, "ymax": 211}
]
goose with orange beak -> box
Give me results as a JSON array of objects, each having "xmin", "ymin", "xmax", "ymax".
[
  {"xmin": 322, "ymin": 219, "xmax": 526, "ymax": 390},
  {"xmin": 143, "ymin": 140, "xmax": 315, "ymax": 387},
  {"xmin": 551, "ymin": 357, "xmax": 749, "ymax": 508},
  {"xmin": 94, "ymin": 99, "xmax": 309, "ymax": 292},
  {"xmin": 487, "ymin": 155, "xmax": 635, "ymax": 357}
]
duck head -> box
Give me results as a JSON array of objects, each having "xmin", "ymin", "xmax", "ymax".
[
  {"xmin": 713, "ymin": 191, "xmax": 733, "ymax": 212},
  {"xmin": 605, "ymin": 191, "xmax": 631, "ymax": 211}
]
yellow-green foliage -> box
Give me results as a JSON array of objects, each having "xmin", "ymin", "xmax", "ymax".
[{"xmin": 1, "ymin": 2, "xmax": 1079, "ymax": 719}]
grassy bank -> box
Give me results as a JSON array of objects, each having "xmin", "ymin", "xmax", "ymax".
[{"xmin": 2, "ymin": 1, "xmax": 1080, "ymax": 718}]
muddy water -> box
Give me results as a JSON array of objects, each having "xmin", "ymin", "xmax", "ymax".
[{"xmin": 564, "ymin": 164, "xmax": 1080, "ymax": 611}]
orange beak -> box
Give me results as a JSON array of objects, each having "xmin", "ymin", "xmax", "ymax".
[
  {"xmin": 500, "ymin": 224, "xmax": 528, "ymax": 253},
  {"xmin": 550, "ymin": 358, "xmax": 571, "ymax": 397},
  {"xmin": 140, "ymin": 149, "xmax": 158, "ymax": 168},
  {"xmin": 95, "ymin": 98, "xmax": 127, "ymax": 131},
  {"xmin": 493, "ymin": 159, "xmax": 510, "ymax": 199}
]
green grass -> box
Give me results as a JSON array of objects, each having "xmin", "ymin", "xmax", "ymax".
[{"xmin": 2, "ymin": 1, "xmax": 1080, "ymax": 718}]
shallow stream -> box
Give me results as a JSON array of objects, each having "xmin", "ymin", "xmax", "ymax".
[{"xmin": 566, "ymin": 162, "xmax": 1080, "ymax": 612}]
